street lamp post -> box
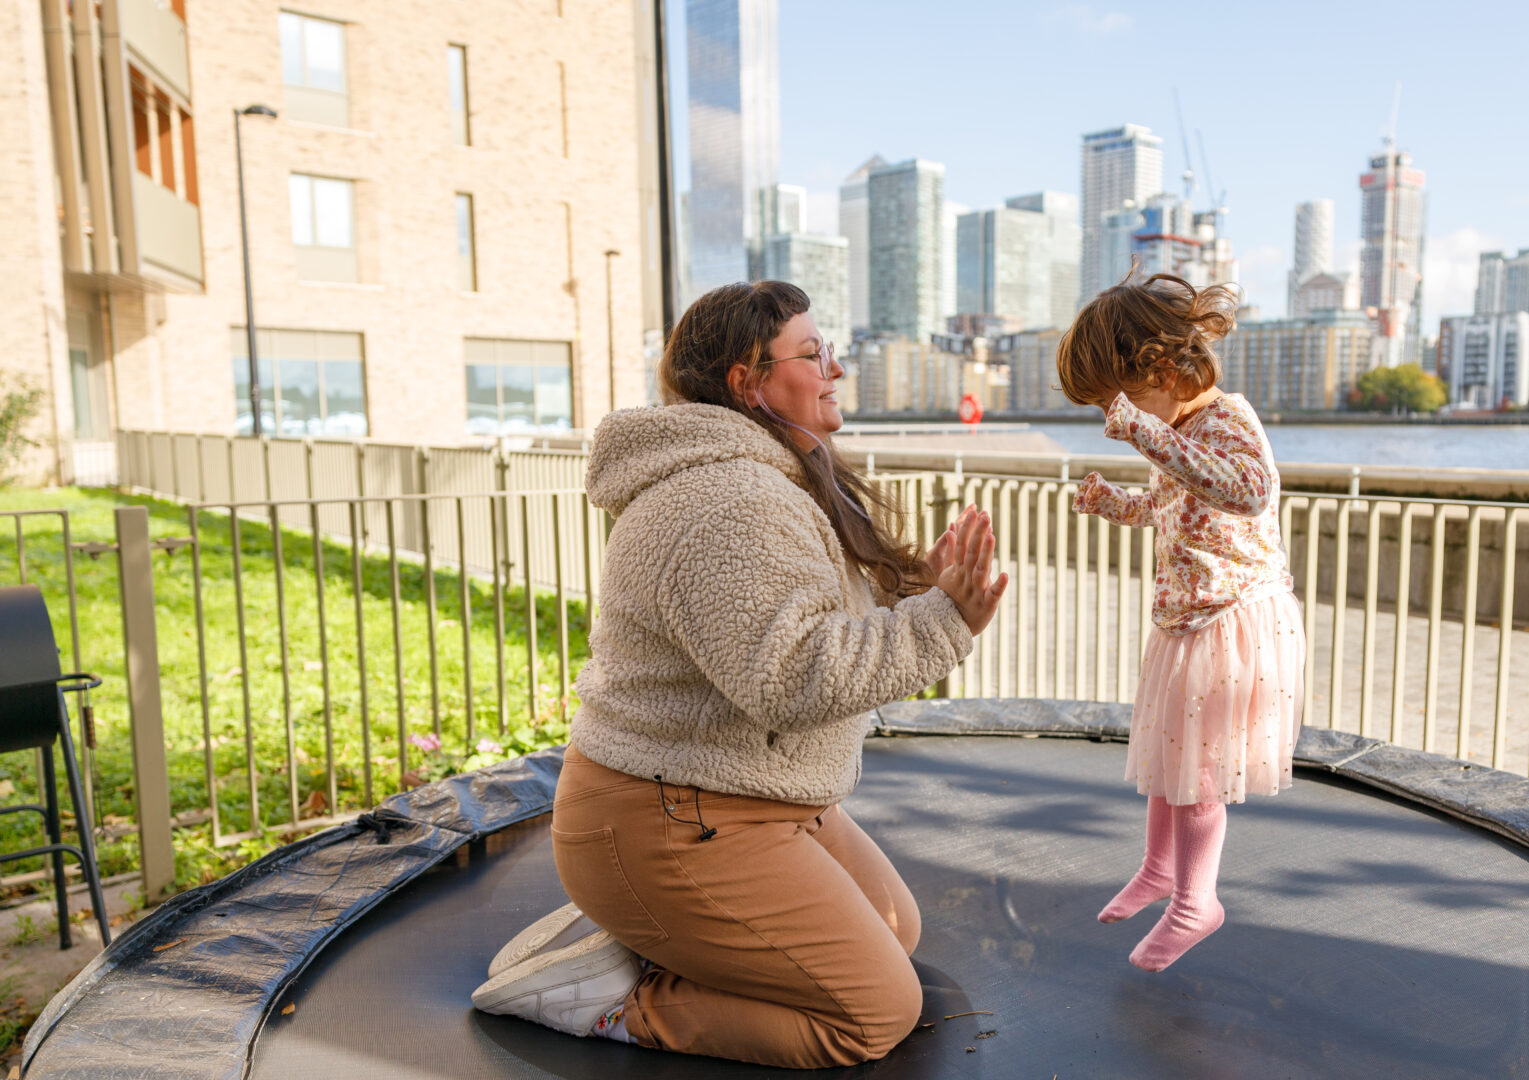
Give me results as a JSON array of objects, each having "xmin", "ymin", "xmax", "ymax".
[
  {"xmin": 234, "ymin": 104, "xmax": 278, "ymax": 436},
  {"xmin": 603, "ymin": 249, "xmax": 620, "ymax": 414}
]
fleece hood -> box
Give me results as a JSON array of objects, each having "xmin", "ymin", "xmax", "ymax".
[{"xmin": 584, "ymin": 403, "xmax": 806, "ymax": 517}]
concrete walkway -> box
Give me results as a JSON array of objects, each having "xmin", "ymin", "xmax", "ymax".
[{"xmin": 0, "ymin": 875, "xmax": 147, "ymax": 1073}]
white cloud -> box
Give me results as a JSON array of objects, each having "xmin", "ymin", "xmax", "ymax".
[
  {"xmin": 1424, "ymin": 226, "xmax": 1500, "ymax": 326},
  {"xmin": 1047, "ymin": 3, "xmax": 1133, "ymax": 33},
  {"xmin": 1235, "ymin": 245, "xmax": 1287, "ymax": 317}
]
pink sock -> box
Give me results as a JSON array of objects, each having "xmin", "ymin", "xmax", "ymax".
[
  {"xmin": 1129, "ymin": 801, "xmax": 1227, "ymax": 972},
  {"xmin": 1099, "ymin": 796, "xmax": 1173, "ymax": 923}
]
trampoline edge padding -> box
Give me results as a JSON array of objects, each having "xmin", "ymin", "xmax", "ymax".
[
  {"xmin": 22, "ymin": 702, "xmax": 1529, "ymax": 1078},
  {"xmin": 20, "ymin": 746, "xmax": 565, "ymax": 1080},
  {"xmin": 874, "ymin": 699, "xmax": 1529, "ymax": 851}
]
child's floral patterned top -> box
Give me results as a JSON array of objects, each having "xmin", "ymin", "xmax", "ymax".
[{"xmin": 1073, "ymin": 391, "xmax": 1294, "ymax": 635}]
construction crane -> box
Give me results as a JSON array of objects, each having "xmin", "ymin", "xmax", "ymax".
[
  {"xmin": 1172, "ymin": 87, "xmax": 1196, "ymax": 202},
  {"xmin": 1195, "ymin": 129, "xmax": 1227, "ymax": 223},
  {"xmin": 1383, "ymin": 80, "xmax": 1402, "ymax": 151}
]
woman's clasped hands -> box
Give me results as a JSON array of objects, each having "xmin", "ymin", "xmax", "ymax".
[{"xmin": 926, "ymin": 504, "xmax": 1009, "ymax": 635}]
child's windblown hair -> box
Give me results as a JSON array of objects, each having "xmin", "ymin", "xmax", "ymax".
[{"xmin": 1056, "ymin": 271, "xmax": 1239, "ymax": 408}]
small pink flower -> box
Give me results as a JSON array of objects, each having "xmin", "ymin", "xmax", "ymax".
[
  {"xmin": 408, "ymin": 733, "xmax": 441, "ymax": 753},
  {"xmin": 475, "ymin": 738, "xmax": 504, "ymax": 756}
]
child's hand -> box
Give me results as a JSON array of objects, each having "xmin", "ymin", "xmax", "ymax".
[
  {"xmin": 935, "ymin": 509, "xmax": 1009, "ymax": 635},
  {"xmin": 926, "ymin": 504, "xmax": 980, "ymax": 580},
  {"xmin": 1073, "ymin": 471, "xmax": 1124, "ymax": 516}
]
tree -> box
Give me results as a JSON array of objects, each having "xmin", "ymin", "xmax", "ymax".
[
  {"xmin": 0, "ymin": 383, "xmax": 43, "ymax": 486},
  {"xmin": 1348, "ymin": 364, "xmax": 1446, "ymax": 414}
]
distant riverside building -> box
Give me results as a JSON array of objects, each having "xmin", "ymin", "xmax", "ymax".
[
  {"xmin": 686, "ymin": 0, "xmax": 779, "ymax": 290},
  {"xmin": 1218, "ymin": 311, "xmax": 1376, "ymax": 412},
  {"xmin": 1438, "ymin": 313, "xmax": 1529, "ymax": 408},
  {"xmin": 763, "ymin": 233, "xmax": 850, "ymax": 354},
  {"xmin": 1290, "ymin": 272, "xmax": 1360, "ymax": 319},
  {"xmin": 2, "ymin": 0, "xmax": 653, "ymax": 483},
  {"xmin": 1359, "ymin": 148, "xmax": 1427, "ymax": 366},
  {"xmin": 838, "ymin": 154, "xmax": 885, "ymax": 333},
  {"xmin": 955, "ymin": 208, "xmax": 1051, "ymax": 329},
  {"xmin": 844, "ymin": 335, "xmax": 959, "ymax": 415},
  {"xmin": 1080, "ymin": 124, "xmax": 1164, "ymax": 300},
  {"xmin": 941, "ymin": 200, "xmax": 969, "ymax": 324},
  {"xmin": 769, "ymin": 182, "xmax": 806, "ymax": 235},
  {"xmin": 1474, "ymin": 249, "xmax": 1529, "ymax": 315},
  {"xmin": 988, "ymin": 329, "xmax": 1075, "ymax": 411},
  {"xmin": 1288, "ymin": 200, "xmax": 1335, "ymax": 316},
  {"xmin": 1098, "ymin": 195, "xmax": 1236, "ymax": 291},
  {"xmin": 868, "ymin": 159, "xmax": 946, "ymax": 343},
  {"xmin": 1006, "ymin": 192, "xmax": 1081, "ymax": 329}
]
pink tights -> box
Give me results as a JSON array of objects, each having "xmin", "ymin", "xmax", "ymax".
[{"xmin": 1100, "ymin": 796, "xmax": 1228, "ymax": 971}]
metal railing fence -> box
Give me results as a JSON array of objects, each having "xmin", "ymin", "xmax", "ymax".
[
  {"xmin": 894, "ymin": 471, "xmax": 1525, "ymax": 777},
  {"xmin": 5, "ymin": 445, "xmax": 1526, "ymax": 901},
  {"xmin": 179, "ymin": 488, "xmax": 606, "ymax": 852}
]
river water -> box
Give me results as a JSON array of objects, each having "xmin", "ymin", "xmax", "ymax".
[{"xmin": 1024, "ymin": 422, "xmax": 1529, "ymax": 471}]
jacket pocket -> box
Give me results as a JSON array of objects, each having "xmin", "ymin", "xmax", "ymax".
[{"xmin": 551, "ymin": 825, "xmax": 670, "ymax": 951}]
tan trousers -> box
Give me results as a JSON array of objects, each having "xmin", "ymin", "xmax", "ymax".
[{"xmin": 551, "ymin": 746, "xmax": 923, "ymax": 1069}]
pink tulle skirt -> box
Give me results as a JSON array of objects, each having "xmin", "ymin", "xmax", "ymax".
[{"xmin": 1126, "ymin": 591, "xmax": 1305, "ymax": 805}]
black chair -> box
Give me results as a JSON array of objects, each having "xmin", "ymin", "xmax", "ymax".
[{"xmin": 0, "ymin": 585, "xmax": 112, "ymax": 949}]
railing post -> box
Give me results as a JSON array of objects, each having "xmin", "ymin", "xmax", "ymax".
[
  {"xmin": 114, "ymin": 506, "xmax": 175, "ymax": 901},
  {"xmin": 355, "ymin": 442, "xmax": 369, "ymax": 548},
  {"xmin": 932, "ymin": 474, "xmax": 954, "ymax": 699}
]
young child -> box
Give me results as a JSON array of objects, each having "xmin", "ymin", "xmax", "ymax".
[{"xmin": 1056, "ymin": 272, "xmax": 1305, "ymax": 972}]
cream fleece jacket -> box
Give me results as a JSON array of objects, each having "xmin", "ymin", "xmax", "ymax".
[{"xmin": 569, "ymin": 403, "xmax": 973, "ymax": 804}]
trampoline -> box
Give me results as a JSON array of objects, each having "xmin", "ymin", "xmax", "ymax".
[{"xmin": 21, "ymin": 699, "xmax": 1529, "ymax": 1079}]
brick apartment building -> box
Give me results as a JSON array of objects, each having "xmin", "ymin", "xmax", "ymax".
[{"xmin": 3, "ymin": 0, "xmax": 664, "ymax": 484}]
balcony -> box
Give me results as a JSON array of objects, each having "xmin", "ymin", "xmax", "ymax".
[
  {"xmin": 121, "ymin": 0, "xmax": 190, "ymax": 100},
  {"xmin": 132, "ymin": 172, "xmax": 203, "ymax": 287}
]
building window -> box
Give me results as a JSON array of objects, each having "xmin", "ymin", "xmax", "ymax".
[
  {"xmin": 154, "ymin": 90, "xmax": 176, "ymax": 193},
  {"xmin": 289, "ymin": 173, "xmax": 357, "ymax": 282},
  {"xmin": 465, "ymin": 339, "xmax": 573, "ymax": 434},
  {"xmin": 180, "ymin": 107, "xmax": 199, "ymax": 205},
  {"xmin": 456, "ymin": 193, "xmax": 476, "ymax": 291},
  {"xmin": 232, "ymin": 328, "xmax": 367, "ymax": 437},
  {"xmin": 131, "ymin": 78, "xmax": 152, "ymax": 177},
  {"xmin": 448, "ymin": 45, "xmax": 470, "ymax": 146},
  {"xmin": 279, "ymin": 11, "xmax": 348, "ymax": 126}
]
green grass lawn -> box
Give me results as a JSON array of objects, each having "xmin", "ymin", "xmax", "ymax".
[{"xmin": 0, "ymin": 487, "xmax": 587, "ymax": 891}]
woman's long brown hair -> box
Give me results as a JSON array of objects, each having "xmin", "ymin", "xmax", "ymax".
[{"xmin": 660, "ymin": 281, "xmax": 931, "ymax": 599}]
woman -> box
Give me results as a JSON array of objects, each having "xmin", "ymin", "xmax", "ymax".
[{"xmin": 472, "ymin": 281, "xmax": 1007, "ymax": 1068}]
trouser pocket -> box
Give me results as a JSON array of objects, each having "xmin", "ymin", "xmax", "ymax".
[{"xmin": 552, "ymin": 824, "xmax": 671, "ymax": 952}]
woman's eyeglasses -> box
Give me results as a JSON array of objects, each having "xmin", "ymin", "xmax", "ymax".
[{"xmin": 763, "ymin": 341, "xmax": 836, "ymax": 380}]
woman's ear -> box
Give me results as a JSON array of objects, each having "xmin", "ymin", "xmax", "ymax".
[{"xmin": 727, "ymin": 362, "xmax": 760, "ymax": 408}]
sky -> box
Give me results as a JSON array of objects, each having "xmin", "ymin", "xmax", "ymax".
[{"xmin": 667, "ymin": 0, "xmax": 1529, "ymax": 329}]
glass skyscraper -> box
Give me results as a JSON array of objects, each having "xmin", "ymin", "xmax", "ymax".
[
  {"xmin": 685, "ymin": 0, "xmax": 779, "ymax": 294},
  {"xmin": 868, "ymin": 159, "xmax": 945, "ymax": 343},
  {"xmin": 1079, "ymin": 125, "xmax": 1163, "ymax": 300}
]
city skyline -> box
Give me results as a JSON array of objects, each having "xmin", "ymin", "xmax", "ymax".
[{"xmin": 665, "ymin": 0, "xmax": 1526, "ymax": 329}]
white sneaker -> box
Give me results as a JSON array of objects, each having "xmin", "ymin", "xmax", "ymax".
[
  {"xmin": 471, "ymin": 928, "xmax": 643, "ymax": 1036},
  {"xmin": 488, "ymin": 902, "xmax": 595, "ymax": 978}
]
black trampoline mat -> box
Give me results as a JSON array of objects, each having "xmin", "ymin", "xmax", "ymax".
[{"xmin": 251, "ymin": 735, "xmax": 1529, "ymax": 1080}]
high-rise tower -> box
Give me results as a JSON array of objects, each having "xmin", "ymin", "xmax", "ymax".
[
  {"xmin": 839, "ymin": 155, "xmax": 887, "ymax": 333},
  {"xmin": 686, "ymin": 0, "xmax": 779, "ymax": 293},
  {"xmin": 1079, "ymin": 125, "xmax": 1164, "ymax": 299},
  {"xmin": 868, "ymin": 159, "xmax": 945, "ymax": 343},
  {"xmin": 1288, "ymin": 200, "xmax": 1334, "ymax": 315},
  {"xmin": 1359, "ymin": 148, "xmax": 1426, "ymax": 366}
]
